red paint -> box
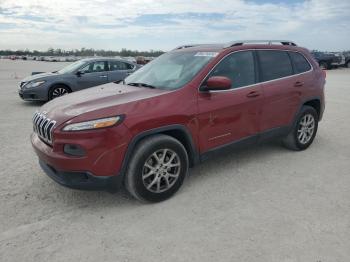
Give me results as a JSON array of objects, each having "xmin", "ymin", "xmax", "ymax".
[{"xmin": 31, "ymin": 44, "xmax": 325, "ymax": 179}]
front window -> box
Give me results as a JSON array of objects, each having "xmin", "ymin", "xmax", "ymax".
[
  {"xmin": 207, "ymin": 51, "xmax": 256, "ymax": 89},
  {"xmin": 124, "ymin": 51, "xmax": 217, "ymax": 90},
  {"xmin": 57, "ymin": 60, "xmax": 86, "ymax": 74},
  {"xmin": 80, "ymin": 61, "xmax": 107, "ymax": 73}
]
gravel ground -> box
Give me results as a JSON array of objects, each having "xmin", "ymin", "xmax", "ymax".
[{"xmin": 0, "ymin": 59, "xmax": 349, "ymax": 262}]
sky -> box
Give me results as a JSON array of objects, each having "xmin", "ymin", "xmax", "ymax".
[{"xmin": 0, "ymin": 0, "xmax": 349, "ymax": 51}]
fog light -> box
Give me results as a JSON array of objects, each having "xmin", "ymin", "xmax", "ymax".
[{"xmin": 64, "ymin": 144, "xmax": 86, "ymax": 157}]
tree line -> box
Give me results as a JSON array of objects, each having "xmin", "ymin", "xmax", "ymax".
[{"xmin": 0, "ymin": 48, "xmax": 165, "ymax": 57}]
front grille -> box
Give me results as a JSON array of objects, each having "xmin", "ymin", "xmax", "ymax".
[{"xmin": 32, "ymin": 111, "xmax": 56, "ymax": 144}]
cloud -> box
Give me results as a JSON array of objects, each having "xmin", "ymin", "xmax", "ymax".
[{"xmin": 0, "ymin": 0, "xmax": 349, "ymax": 51}]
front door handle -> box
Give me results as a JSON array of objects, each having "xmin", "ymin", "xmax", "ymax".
[
  {"xmin": 99, "ymin": 75, "xmax": 107, "ymax": 78},
  {"xmin": 294, "ymin": 81, "xmax": 304, "ymax": 87},
  {"xmin": 246, "ymin": 91, "xmax": 260, "ymax": 98}
]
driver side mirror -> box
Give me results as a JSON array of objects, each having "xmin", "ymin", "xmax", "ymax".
[
  {"xmin": 201, "ymin": 76, "xmax": 232, "ymax": 91},
  {"xmin": 76, "ymin": 70, "xmax": 84, "ymax": 77}
]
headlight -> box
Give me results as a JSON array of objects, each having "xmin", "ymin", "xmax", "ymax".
[
  {"xmin": 63, "ymin": 116, "xmax": 122, "ymax": 131},
  {"xmin": 25, "ymin": 80, "xmax": 46, "ymax": 89}
]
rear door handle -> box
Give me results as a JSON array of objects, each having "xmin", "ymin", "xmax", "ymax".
[
  {"xmin": 246, "ymin": 91, "xmax": 260, "ymax": 98},
  {"xmin": 294, "ymin": 81, "xmax": 304, "ymax": 87},
  {"xmin": 99, "ymin": 75, "xmax": 107, "ymax": 78}
]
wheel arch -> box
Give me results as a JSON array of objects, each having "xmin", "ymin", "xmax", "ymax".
[
  {"xmin": 303, "ymin": 99, "xmax": 321, "ymax": 118},
  {"xmin": 49, "ymin": 83, "xmax": 72, "ymax": 94},
  {"xmin": 290, "ymin": 97, "xmax": 322, "ymax": 130},
  {"xmin": 119, "ymin": 125, "xmax": 199, "ymax": 181}
]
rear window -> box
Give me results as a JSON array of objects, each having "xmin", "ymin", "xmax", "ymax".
[
  {"xmin": 257, "ymin": 50, "xmax": 293, "ymax": 81},
  {"xmin": 289, "ymin": 52, "xmax": 311, "ymax": 74},
  {"xmin": 109, "ymin": 61, "xmax": 134, "ymax": 71}
]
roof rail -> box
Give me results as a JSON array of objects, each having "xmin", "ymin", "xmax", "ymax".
[
  {"xmin": 173, "ymin": 44, "xmax": 201, "ymax": 50},
  {"xmin": 224, "ymin": 40, "xmax": 297, "ymax": 48}
]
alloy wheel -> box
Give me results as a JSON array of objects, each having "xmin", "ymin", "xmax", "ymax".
[
  {"xmin": 297, "ymin": 114, "xmax": 315, "ymax": 144},
  {"xmin": 142, "ymin": 149, "xmax": 181, "ymax": 193},
  {"xmin": 52, "ymin": 87, "xmax": 68, "ymax": 98}
]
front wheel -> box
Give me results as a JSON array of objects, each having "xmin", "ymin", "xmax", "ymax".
[
  {"xmin": 283, "ymin": 106, "xmax": 319, "ymax": 151},
  {"xmin": 125, "ymin": 135, "xmax": 189, "ymax": 202},
  {"xmin": 49, "ymin": 85, "xmax": 70, "ymax": 100}
]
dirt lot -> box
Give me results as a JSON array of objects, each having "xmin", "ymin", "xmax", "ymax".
[{"xmin": 0, "ymin": 59, "xmax": 349, "ymax": 262}]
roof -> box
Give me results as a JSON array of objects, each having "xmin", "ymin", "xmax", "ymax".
[
  {"xmin": 79, "ymin": 57, "xmax": 134, "ymax": 63},
  {"xmin": 172, "ymin": 40, "xmax": 299, "ymax": 52}
]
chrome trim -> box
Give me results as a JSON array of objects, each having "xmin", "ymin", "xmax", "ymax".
[
  {"xmin": 32, "ymin": 111, "xmax": 56, "ymax": 144},
  {"xmin": 198, "ymin": 49, "xmax": 314, "ymax": 94},
  {"xmin": 208, "ymin": 132, "xmax": 231, "ymax": 141}
]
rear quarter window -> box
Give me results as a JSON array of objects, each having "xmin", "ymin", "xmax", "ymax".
[
  {"xmin": 289, "ymin": 52, "xmax": 311, "ymax": 74},
  {"xmin": 257, "ymin": 50, "xmax": 293, "ymax": 81}
]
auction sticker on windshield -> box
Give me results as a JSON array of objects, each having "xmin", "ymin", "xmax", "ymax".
[{"xmin": 194, "ymin": 52, "xmax": 219, "ymax": 57}]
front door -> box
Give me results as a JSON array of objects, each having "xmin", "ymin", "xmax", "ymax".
[
  {"xmin": 197, "ymin": 50, "xmax": 263, "ymax": 153},
  {"xmin": 76, "ymin": 61, "xmax": 109, "ymax": 90}
]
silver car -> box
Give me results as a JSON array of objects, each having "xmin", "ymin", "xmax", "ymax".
[{"xmin": 18, "ymin": 58, "xmax": 139, "ymax": 101}]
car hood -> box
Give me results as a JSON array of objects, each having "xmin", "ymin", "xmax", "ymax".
[
  {"xmin": 22, "ymin": 72, "xmax": 59, "ymax": 82},
  {"xmin": 40, "ymin": 83, "xmax": 170, "ymax": 125}
]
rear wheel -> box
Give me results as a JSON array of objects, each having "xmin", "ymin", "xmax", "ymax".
[
  {"xmin": 125, "ymin": 135, "xmax": 189, "ymax": 202},
  {"xmin": 283, "ymin": 106, "xmax": 318, "ymax": 151},
  {"xmin": 319, "ymin": 61, "xmax": 329, "ymax": 70},
  {"xmin": 49, "ymin": 85, "xmax": 70, "ymax": 100}
]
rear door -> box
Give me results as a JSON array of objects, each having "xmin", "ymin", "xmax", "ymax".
[
  {"xmin": 197, "ymin": 50, "xmax": 263, "ymax": 153},
  {"xmin": 76, "ymin": 61, "xmax": 109, "ymax": 90},
  {"xmin": 108, "ymin": 60, "xmax": 136, "ymax": 82},
  {"xmin": 257, "ymin": 50, "xmax": 301, "ymax": 131}
]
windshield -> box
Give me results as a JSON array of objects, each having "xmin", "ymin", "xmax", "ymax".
[
  {"xmin": 57, "ymin": 60, "xmax": 87, "ymax": 74},
  {"xmin": 124, "ymin": 51, "xmax": 218, "ymax": 90}
]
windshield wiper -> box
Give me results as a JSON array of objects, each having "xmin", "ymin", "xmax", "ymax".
[{"xmin": 127, "ymin": 82, "xmax": 156, "ymax": 89}]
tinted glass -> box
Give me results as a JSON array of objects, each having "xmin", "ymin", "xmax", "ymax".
[
  {"xmin": 208, "ymin": 51, "xmax": 255, "ymax": 89},
  {"xmin": 80, "ymin": 61, "xmax": 107, "ymax": 73},
  {"xmin": 289, "ymin": 52, "xmax": 311, "ymax": 74},
  {"xmin": 258, "ymin": 51, "xmax": 293, "ymax": 81},
  {"xmin": 110, "ymin": 61, "xmax": 134, "ymax": 71}
]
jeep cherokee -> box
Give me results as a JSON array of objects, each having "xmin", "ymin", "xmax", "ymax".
[{"xmin": 31, "ymin": 40, "xmax": 326, "ymax": 202}]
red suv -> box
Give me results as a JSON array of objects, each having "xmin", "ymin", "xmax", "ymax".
[{"xmin": 31, "ymin": 40, "xmax": 325, "ymax": 202}]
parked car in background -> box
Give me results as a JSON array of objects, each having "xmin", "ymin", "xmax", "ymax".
[
  {"xmin": 19, "ymin": 58, "xmax": 139, "ymax": 101},
  {"xmin": 31, "ymin": 40, "xmax": 325, "ymax": 202},
  {"xmin": 343, "ymin": 52, "xmax": 350, "ymax": 68},
  {"xmin": 136, "ymin": 56, "xmax": 154, "ymax": 65},
  {"xmin": 311, "ymin": 51, "xmax": 345, "ymax": 69}
]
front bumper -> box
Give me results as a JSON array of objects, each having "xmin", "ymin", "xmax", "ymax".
[
  {"xmin": 31, "ymin": 123, "xmax": 131, "ymax": 191},
  {"xmin": 18, "ymin": 86, "xmax": 48, "ymax": 101},
  {"xmin": 39, "ymin": 160, "xmax": 121, "ymax": 191}
]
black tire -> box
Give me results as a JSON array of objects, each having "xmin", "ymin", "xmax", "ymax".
[
  {"xmin": 346, "ymin": 61, "xmax": 350, "ymax": 68},
  {"xmin": 319, "ymin": 61, "xmax": 329, "ymax": 70},
  {"xmin": 125, "ymin": 134, "xmax": 189, "ymax": 203},
  {"xmin": 283, "ymin": 106, "xmax": 319, "ymax": 151},
  {"xmin": 48, "ymin": 85, "xmax": 70, "ymax": 100}
]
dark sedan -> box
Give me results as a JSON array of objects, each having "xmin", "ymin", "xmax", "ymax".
[{"xmin": 19, "ymin": 58, "xmax": 139, "ymax": 101}]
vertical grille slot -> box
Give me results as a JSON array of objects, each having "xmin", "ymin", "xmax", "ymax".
[{"xmin": 32, "ymin": 111, "xmax": 56, "ymax": 144}]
